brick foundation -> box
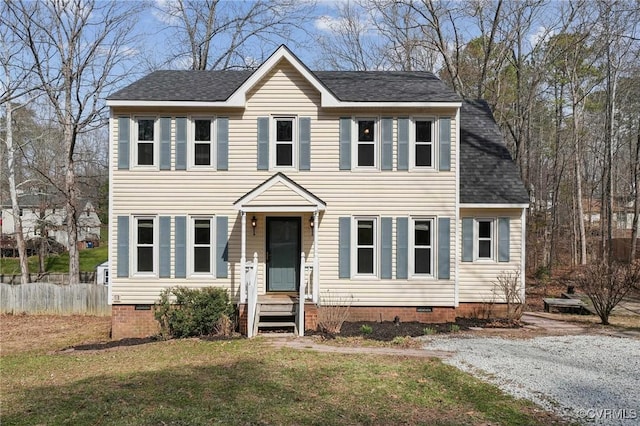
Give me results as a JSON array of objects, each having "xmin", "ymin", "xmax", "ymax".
[
  {"xmin": 238, "ymin": 304, "xmax": 248, "ymax": 335},
  {"xmin": 111, "ymin": 305, "xmax": 160, "ymax": 340},
  {"xmin": 304, "ymin": 303, "xmax": 318, "ymax": 331},
  {"xmin": 455, "ymin": 302, "xmax": 511, "ymax": 319},
  {"xmin": 344, "ymin": 306, "xmax": 457, "ymax": 323},
  {"xmin": 112, "ymin": 302, "xmax": 518, "ymax": 339}
]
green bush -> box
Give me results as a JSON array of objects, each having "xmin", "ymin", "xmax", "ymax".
[
  {"xmin": 423, "ymin": 327, "xmax": 437, "ymax": 336},
  {"xmin": 154, "ymin": 287, "xmax": 236, "ymax": 338},
  {"xmin": 360, "ymin": 324, "xmax": 373, "ymax": 335}
]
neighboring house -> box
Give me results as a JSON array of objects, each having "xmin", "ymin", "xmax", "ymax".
[
  {"xmin": 582, "ymin": 199, "xmax": 638, "ymax": 235},
  {"xmin": 1, "ymin": 198, "xmax": 101, "ymax": 250},
  {"xmin": 106, "ymin": 46, "xmax": 529, "ymax": 339}
]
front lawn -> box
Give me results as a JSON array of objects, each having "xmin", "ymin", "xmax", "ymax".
[{"xmin": 0, "ymin": 315, "xmax": 560, "ymax": 425}]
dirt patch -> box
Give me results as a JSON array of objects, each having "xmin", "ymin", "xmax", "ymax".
[{"xmin": 0, "ymin": 313, "xmax": 111, "ymax": 355}]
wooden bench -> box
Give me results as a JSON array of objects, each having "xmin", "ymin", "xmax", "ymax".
[{"xmin": 543, "ymin": 298, "xmax": 587, "ymax": 314}]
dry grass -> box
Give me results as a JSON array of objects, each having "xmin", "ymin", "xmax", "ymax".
[
  {"xmin": 0, "ymin": 315, "xmax": 564, "ymax": 426},
  {"xmin": 552, "ymin": 313, "xmax": 640, "ymax": 329},
  {"xmin": 0, "ymin": 313, "xmax": 111, "ymax": 355}
]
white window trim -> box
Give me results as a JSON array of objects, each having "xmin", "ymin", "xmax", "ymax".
[
  {"xmin": 189, "ymin": 216, "xmax": 215, "ymax": 277},
  {"xmin": 351, "ymin": 216, "xmax": 378, "ymax": 278},
  {"xmin": 133, "ymin": 116, "xmax": 159, "ymax": 169},
  {"xmin": 132, "ymin": 215, "xmax": 158, "ymax": 277},
  {"xmin": 352, "ymin": 117, "xmax": 379, "ymax": 171},
  {"xmin": 409, "ymin": 116, "xmax": 437, "ymax": 171},
  {"xmin": 409, "ymin": 217, "xmax": 435, "ymax": 278},
  {"xmin": 270, "ymin": 116, "xmax": 297, "ymax": 170},
  {"xmin": 189, "ymin": 116, "xmax": 216, "ymax": 170},
  {"xmin": 475, "ymin": 218, "xmax": 495, "ymax": 261}
]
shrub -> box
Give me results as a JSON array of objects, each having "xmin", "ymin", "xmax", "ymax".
[
  {"xmin": 360, "ymin": 324, "xmax": 373, "ymax": 335},
  {"xmin": 391, "ymin": 336, "xmax": 413, "ymax": 347},
  {"xmin": 575, "ymin": 261, "xmax": 640, "ymax": 325},
  {"xmin": 492, "ymin": 270, "xmax": 524, "ymax": 321},
  {"xmin": 449, "ymin": 324, "xmax": 460, "ymax": 333},
  {"xmin": 423, "ymin": 327, "xmax": 437, "ymax": 336},
  {"xmin": 317, "ymin": 291, "xmax": 353, "ymax": 334},
  {"xmin": 154, "ymin": 287, "xmax": 236, "ymax": 338}
]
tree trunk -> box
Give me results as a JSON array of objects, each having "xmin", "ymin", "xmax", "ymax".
[
  {"xmin": 631, "ymin": 121, "xmax": 640, "ymax": 262},
  {"xmin": 5, "ymin": 102, "xmax": 30, "ymax": 285},
  {"xmin": 573, "ymin": 101, "xmax": 587, "ymax": 265},
  {"xmin": 65, "ymin": 125, "xmax": 80, "ymax": 285}
]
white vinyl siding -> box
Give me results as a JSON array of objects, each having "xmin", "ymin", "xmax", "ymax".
[
  {"xmin": 459, "ymin": 208, "xmax": 524, "ymax": 303},
  {"xmin": 109, "ymin": 59, "xmax": 459, "ymax": 306}
]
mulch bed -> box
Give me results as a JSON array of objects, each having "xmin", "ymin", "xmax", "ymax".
[
  {"xmin": 319, "ymin": 318, "xmax": 521, "ymax": 342},
  {"xmin": 63, "ymin": 318, "xmax": 522, "ymax": 351}
]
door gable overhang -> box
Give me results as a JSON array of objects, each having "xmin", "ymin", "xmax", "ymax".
[{"xmin": 234, "ymin": 172, "xmax": 326, "ymax": 213}]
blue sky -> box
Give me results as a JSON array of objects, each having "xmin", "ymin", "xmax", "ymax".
[{"xmin": 129, "ymin": 0, "xmax": 343, "ymax": 73}]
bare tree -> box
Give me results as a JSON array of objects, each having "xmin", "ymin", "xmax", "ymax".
[
  {"xmin": 575, "ymin": 261, "xmax": 640, "ymax": 325},
  {"xmin": 592, "ymin": 0, "xmax": 640, "ymax": 262},
  {"xmin": 154, "ymin": 0, "xmax": 315, "ymax": 70},
  {"xmin": 404, "ymin": 0, "xmax": 467, "ymax": 93},
  {"xmin": 1, "ymin": 2, "xmax": 39, "ymax": 284},
  {"xmin": 9, "ymin": 0, "xmax": 140, "ymax": 284},
  {"xmin": 315, "ymin": 0, "xmax": 385, "ymax": 71}
]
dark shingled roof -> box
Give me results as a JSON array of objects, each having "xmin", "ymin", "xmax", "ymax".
[
  {"xmin": 108, "ymin": 70, "xmax": 253, "ymax": 102},
  {"xmin": 314, "ymin": 71, "xmax": 461, "ymax": 102},
  {"xmin": 107, "ymin": 70, "xmax": 461, "ymax": 102},
  {"xmin": 459, "ymin": 100, "xmax": 529, "ymax": 204}
]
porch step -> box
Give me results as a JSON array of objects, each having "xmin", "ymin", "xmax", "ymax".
[
  {"xmin": 259, "ymin": 304, "xmax": 296, "ymax": 315},
  {"xmin": 259, "ymin": 310, "xmax": 296, "ymax": 317},
  {"xmin": 255, "ymin": 299, "xmax": 298, "ymax": 334},
  {"xmin": 258, "ymin": 321, "xmax": 297, "ymax": 328}
]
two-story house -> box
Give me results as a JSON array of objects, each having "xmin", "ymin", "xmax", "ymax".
[{"xmin": 106, "ymin": 46, "xmax": 529, "ymax": 339}]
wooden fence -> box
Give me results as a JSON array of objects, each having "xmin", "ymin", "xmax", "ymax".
[{"xmin": 0, "ymin": 283, "xmax": 109, "ymax": 315}]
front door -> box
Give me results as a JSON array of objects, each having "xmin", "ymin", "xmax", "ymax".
[{"xmin": 266, "ymin": 217, "xmax": 301, "ymax": 292}]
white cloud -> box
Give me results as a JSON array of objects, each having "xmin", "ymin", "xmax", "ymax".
[
  {"xmin": 529, "ymin": 25, "xmax": 555, "ymax": 48},
  {"xmin": 151, "ymin": 0, "xmax": 181, "ymax": 26},
  {"xmin": 315, "ymin": 15, "xmax": 343, "ymax": 32}
]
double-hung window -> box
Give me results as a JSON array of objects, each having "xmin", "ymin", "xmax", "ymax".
[
  {"xmin": 476, "ymin": 219, "xmax": 494, "ymax": 260},
  {"xmin": 192, "ymin": 117, "xmax": 215, "ymax": 167},
  {"xmin": 412, "ymin": 218, "xmax": 433, "ymax": 275},
  {"xmin": 356, "ymin": 119, "xmax": 377, "ymax": 168},
  {"xmin": 412, "ymin": 118, "xmax": 434, "ymax": 169},
  {"xmin": 135, "ymin": 117, "xmax": 157, "ymax": 166},
  {"xmin": 191, "ymin": 217, "xmax": 214, "ymax": 275},
  {"xmin": 274, "ymin": 117, "xmax": 295, "ymax": 168},
  {"xmin": 134, "ymin": 216, "xmax": 156, "ymax": 274},
  {"xmin": 355, "ymin": 218, "xmax": 377, "ymax": 276}
]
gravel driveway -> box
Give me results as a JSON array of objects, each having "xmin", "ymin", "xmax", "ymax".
[{"xmin": 422, "ymin": 334, "xmax": 640, "ymax": 425}]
